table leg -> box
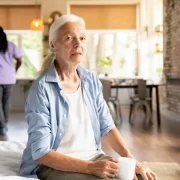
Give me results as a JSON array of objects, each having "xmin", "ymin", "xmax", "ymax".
[
  {"xmin": 149, "ymin": 87, "xmax": 153, "ymax": 112},
  {"xmin": 116, "ymin": 87, "xmax": 118, "ymax": 99},
  {"xmin": 155, "ymin": 86, "xmax": 161, "ymax": 126}
]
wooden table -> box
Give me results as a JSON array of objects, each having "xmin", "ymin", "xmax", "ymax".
[{"xmin": 111, "ymin": 83, "xmax": 164, "ymax": 127}]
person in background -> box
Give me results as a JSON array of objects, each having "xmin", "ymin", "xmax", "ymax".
[
  {"xmin": 0, "ymin": 27, "xmax": 22, "ymax": 135},
  {"xmin": 20, "ymin": 15, "xmax": 157, "ymax": 180}
]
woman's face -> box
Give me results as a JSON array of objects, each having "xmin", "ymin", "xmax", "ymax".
[{"xmin": 52, "ymin": 21, "xmax": 87, "ymax": 65}]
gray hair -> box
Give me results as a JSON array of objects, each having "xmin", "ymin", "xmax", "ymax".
[{"xmin": 39, "ymin": 14, "xmax": 85, "ymax": 75}]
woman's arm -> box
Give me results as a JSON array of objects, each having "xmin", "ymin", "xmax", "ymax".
[
  {"xmin": 15, "ymin": 57, "xmax": 22, "ymax": 71},
  {"xmin": 36, "ymin": 150, "xmax": 119, "ymax": 179},
  {"xmin": 102, "ymin": 127, "xmax": 133, "ymax": 158},
  {"xmin": 102, "ymin": 127, "xmax": 157, "ymax": 180},
  {"xmin": 36, "ymin": 150, "xmax": 90, "ymax": 173}
]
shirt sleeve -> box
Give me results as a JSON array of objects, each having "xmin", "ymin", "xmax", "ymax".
[
  {"xmin": 94, "ymin": 75, "xmax": 115, "ymax": 137},
  {"xmin": 13, "ymin": 43, "xmax": 22, "ymax": 59},
  {"xmin": 25, "ymin": 82, "xmax": 51, "ymax": 160}
]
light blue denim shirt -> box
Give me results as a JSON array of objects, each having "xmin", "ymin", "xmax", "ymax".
[{"xmin": 20, "ymin": 64, "xmax": 115, "ymax": 176}]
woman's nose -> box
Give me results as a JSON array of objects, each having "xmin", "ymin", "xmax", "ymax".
[{"xmin": 73, "ymin": 38, "xmax": 81, "ymax": 48}]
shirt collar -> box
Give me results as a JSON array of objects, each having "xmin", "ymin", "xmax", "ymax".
[{"xmin": 45, "ymin": 63, "xmax": 91, "ymax": 88}]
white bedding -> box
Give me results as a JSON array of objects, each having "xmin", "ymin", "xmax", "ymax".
[{"xmin": 0, "ymin": 141, "xmax": 38, "ymax": 180}]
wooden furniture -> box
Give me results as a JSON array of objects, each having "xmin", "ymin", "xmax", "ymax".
[
  {"xmin": 111, "ymin": 83, "xmax": 163, "ymax": 127},
  {"xmin": 100, "ymin": 79, "xmax": 122, "ymax": 125},
  {"xmin": 129, "ymin": 79, "xmax": 152, "ymax": 124}
]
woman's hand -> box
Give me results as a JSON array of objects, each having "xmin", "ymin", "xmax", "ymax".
[
  {"xmin": 87, "ymin": 158, "xmax": 119, "ymax": 179},
  {"xmin": 134, "ymin": 161, "xmax": 157, "ymax": 180}
]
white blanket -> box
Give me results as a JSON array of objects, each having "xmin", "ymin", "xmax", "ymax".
[{"xmin": 0, "ymin": 141, "xmax": 38, "ymax": 180}]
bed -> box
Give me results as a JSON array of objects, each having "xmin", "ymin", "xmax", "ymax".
[
  {"xmin": 0, "ymin": 141, "xmax": 180, "ymax": 180},
  {"xmin": 0, "ymin": 141, "xmax": 38, "ymax": 180}
]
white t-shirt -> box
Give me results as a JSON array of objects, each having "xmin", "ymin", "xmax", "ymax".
[{"xmin": 56, "ymin": 84, "xmax": 103, "ymax": 160}]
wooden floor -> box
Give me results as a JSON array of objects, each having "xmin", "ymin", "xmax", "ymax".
[{"xmin": 0, "ymin": 106, "xmax": 180, "ymax": 163}]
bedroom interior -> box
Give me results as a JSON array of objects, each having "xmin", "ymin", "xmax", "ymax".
[{"xmin": 0, "ymin": 0, "xmax": 179, "ymax": 179}]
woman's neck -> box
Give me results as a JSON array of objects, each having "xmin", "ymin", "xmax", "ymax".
[{"xmin": 54, "ymin": 60, "xmax": 79, "ymax": 82}]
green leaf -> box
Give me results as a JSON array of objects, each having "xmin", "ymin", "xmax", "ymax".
[{"xmin": 98, "ymin": 56, "xmax": 112, "ymax": 67}]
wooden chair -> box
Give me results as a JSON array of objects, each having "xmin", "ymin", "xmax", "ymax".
[
  {"xmin": 100, "ymin": 79, "xmax": 122, "ymax": 125},
  {"xmin": 129, "ymin": 79, "xmax": 152, "ymax": 125}
]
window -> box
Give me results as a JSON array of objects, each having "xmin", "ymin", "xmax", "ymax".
[
  {"xmin": 6, "ymin": 30, "xmax": 43, "ymax": 78},
  {"xmin": 85, "ymin": 30, "xmax": 137, "ymax": 77}
]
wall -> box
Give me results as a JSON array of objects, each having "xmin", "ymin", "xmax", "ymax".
[
  {"xmin": 0, "ymin": 0, "xmax": 66, "ymax": 20},
  {"xmin": 0, "ymin": 5, "xmax": 41, "ymax": 30},
  {"xmin": 164, "ymin": 0, "xmax": 180, "ymax": 114},
  {"xmin": 0, "ymin": 0, "xmax": 140, "ymax": 21}
]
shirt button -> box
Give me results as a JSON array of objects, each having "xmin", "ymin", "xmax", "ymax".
[
  {"xmin": 63, "ymin": 114, "xmax": 66, "ymax": 118},
  {"xmin": 60, "ymin": 133, "xmax": 62, "ymax": 136}
]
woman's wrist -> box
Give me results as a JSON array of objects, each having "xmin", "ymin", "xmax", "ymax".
[
  {"xmin": 86, "ymin": 161, "xmax": 94, "ymax": 175},
  {"xmin": 124, "ymin": 150, "xmax": 134, "ymax": 159}
]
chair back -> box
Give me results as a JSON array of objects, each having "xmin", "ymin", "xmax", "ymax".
[
  {"xmin": 138, "ymin": 79, "xmax": 147, "ymax": 100},
  {"xmin": 100, "ymin": 79, "xmax": 111, "ymax": 100}
]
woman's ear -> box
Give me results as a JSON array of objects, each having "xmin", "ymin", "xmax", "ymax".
[{"xmin": 50, "ymin": 41, "xmax": 56, "ymax": 51}]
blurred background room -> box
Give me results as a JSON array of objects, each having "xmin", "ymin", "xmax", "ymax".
[{"xmin": 0, "ymin": 0, "xmax": 179, "ymax": 174}]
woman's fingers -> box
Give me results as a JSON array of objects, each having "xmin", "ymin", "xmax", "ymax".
[
  {"xmin": 134, "ymin": 174, "xmax": 138, "ymax": 180},
  {"xmin": 106, "ymin": 160, "xmax": 119, "ymax": 178},
  {"xmin": 146, "ymin": 169, "xmax": 158, "ymax": 180},
  {"xmin": 107, "ymin": 172, "xmax": 116, "ymax": 178},
  {"xmin": 140, "ymin": 170, "xmax": 149, "ymax": 180},
  {"xmin": 109, "ymin": 158, "xmax": 119, "ymax": 163},
  {"xmin": 108, "ymin": 167, "xmax": 119, "ymax": 174}
]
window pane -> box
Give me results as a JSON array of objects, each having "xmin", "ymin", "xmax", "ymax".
[
  {"xmin": 97, "ymin": 33, "xmax": 113, "ymax": 74},
  {"xmin": 86, "ymin": 30, "xmax": 137, "ymax": 77},
  {"xmin": 6, "ymin": 35, "xmax": 19, "ymax": 46},
  {"xmin": 114, "ymin": 31, "xmax": 137, "ymax": 77},
  {"xmin": 18, "ymin": 32, "xmax": 43, "ymax": 78},
  {"xmin": 22, "ymin": 32, "xmax": 42, "ymax": 49}
]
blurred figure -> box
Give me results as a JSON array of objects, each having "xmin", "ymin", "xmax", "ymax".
[{"xmin": 0, "ymin": 27, "xmax": 22, "ymax": 135}]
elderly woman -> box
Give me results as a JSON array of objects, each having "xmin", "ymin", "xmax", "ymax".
[{"xmin": 20, "ymin": 14, "xmax": 157, "ymax": 180}]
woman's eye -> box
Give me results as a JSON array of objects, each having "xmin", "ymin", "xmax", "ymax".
[
  {"xmin": 81, "ymin": 37, "xmax": 86, "ymax": 41},
  {"xmin": 67, "ymin": 36, "xmax": 72, "ymax": 40}
]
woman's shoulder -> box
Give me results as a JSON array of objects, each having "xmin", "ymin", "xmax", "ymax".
[
  {"xmin": 8, "ymin": 41, "xmax": 16, "ymax": 47},
  {"xmin": 27, "ymin": 73, "xmax": 48, "ymax": 96},
  {"xmin": 78, "ymin": 66, "xmax": 101, "ymax": 89},
  {"xmin": 7, "ymin": 41, "xmax": 18, "ymax": 51},
  {"xmin": 78, "ymin": 65, "xmax": 97, "ymax": 80}
]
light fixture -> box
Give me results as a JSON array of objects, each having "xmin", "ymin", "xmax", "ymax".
[
  {"xmin": 31, "ymin": 18, "xmax": 44, "ymax": 31},
  {"xmin": 30, "ymin": 0, "xmax": 44, "ymax": 31}
]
